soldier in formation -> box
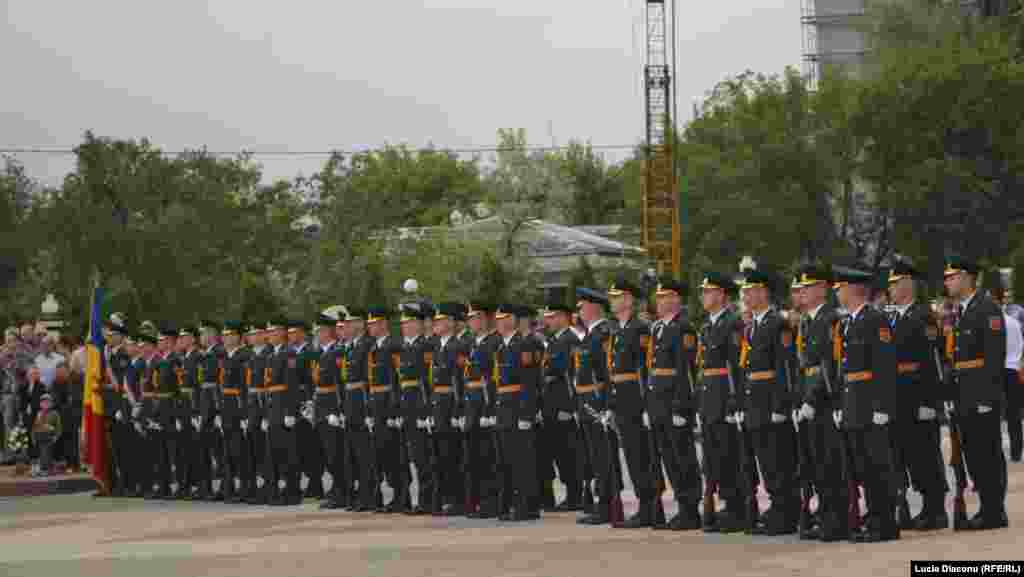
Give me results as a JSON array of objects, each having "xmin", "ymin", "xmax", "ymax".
[{"xmin": 93, "ymin": 257, "xmax": 1011, "ymax": 541}]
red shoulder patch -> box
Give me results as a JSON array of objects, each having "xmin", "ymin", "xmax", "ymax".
[
  {"xmin": 879, "ymin": 327, "xmax": 892, "ymax": 343},
  {"xmin": 781, "ymin": 331, "xmax": 793, "ymax": 347},
  {"xmin": 991, "ymin": 316, "xmax": 1003, "ymax": 332}
]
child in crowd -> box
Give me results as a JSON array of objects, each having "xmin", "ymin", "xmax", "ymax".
[{"xmin": 31, "ymin": 393, "xmax": 62, "ymax": 477}]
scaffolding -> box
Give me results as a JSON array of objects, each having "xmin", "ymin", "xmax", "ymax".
[{"xmin": 800, "ymin": 0, "xmax": 867, "ymax": 90}]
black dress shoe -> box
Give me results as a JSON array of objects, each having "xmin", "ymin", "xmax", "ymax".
[
  {"xmin": 319, "ymin": 499, "xmax": 341, "ymax": 510},
  {"xmin": 614, "ymin": 508, "xmax": 653, "ymax": 529},
  {"xmin": 913, "ymin": 512, "xmax": 949, "ymax": 531},
  {"xmin": 577, "ymin": 512, "xmax": 609, "ymax": 526},
  {"xmin": 666, "ymin": 510, "xmax": 702, "ymax": 531},
  {"xmin": 965, "ymin": 510, "xmax": 1009, "ymax": 531}
]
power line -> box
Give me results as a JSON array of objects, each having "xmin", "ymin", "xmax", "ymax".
[{"xmin": 0, "ymin": 142, "xmax": 640, "ymax": 158}]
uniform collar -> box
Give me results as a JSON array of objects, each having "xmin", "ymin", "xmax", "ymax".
[
  {"xmin": 554, "ymin": 327, "xmax": 569, "ymax": 340},
  {"xmin": 708, "ymin": 307, "xmax": 727, "ymax": 326},
  {"xmin": 808, "ymin": 303, "xmax": 825, "ymax": 321},
  {"xmin": 848, "ymin": 303, "xmax": 867, "ymax": 321},
  {"xmin": 960, "ymin": 290, "xmax": 977, "ymax": 312},
  {"xmin": 753, "ymin": 307, "xmax": 771, "ymax": 325},
  {"xmin": 586, "ymin": 318, "xmax": 605, "ymax": 333}
]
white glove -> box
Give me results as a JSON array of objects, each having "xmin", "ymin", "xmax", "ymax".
[
  {"xmin": 131, "ymin": 406, "xmax": 141, "ymax": 419},
  {"xmin": 735, "ymin": 411, "xmax": 745, "ymax": 424},
  {"xmin": 642, "ymin": 412, "xmax": 651, "ymax": 429},
  {"xmin": 328, "ymin": 414, "xmax": 340, "ymax": 427},
  {"xmin": 557, "ymin": 411, "xmax": 573, "ymax": 422},
  {"xmin": 416, "ymin": 418, "xmax": 425, "ymax": 429},
  {"xmin": 261, "ymin": 418, "xmax": 269, "ymax": 432},
  {"xmin": 978, "ymin": 404, "xmax": 993, "ymax": 414},
  {"xmin": 536, "ymin": 410, "xmax": 543, "ymax": 423},
  {"xmin": 458, "ymin": 416, "xmax": 466, "ymax": 430},
  {"xmin": 364, "ymin": 417, "xmax": 374, "ymax": 430},
  {"xmin": 195, "ymin": 415, "xmax": 203, "ymax": 428},
  {"xmin": 770, "ymin": 412, "xmax": 787, "ymax": 424},
  {"xmin": 917, "ymin": 406, "xmax": 937, "ymax": 421},
  {"xmin": 450, "ymin": 417, "xmax": 460, "ymax": 429},
  {"xmin": 479, "ymin": 416, "xmax": 490, "ymax": 428},
  {"xmin": 338, "ymin": 414, "xmax": 346, "ymax": 427},
  {"xmin": 725, "ymin": 413, "xmax": 737, "ymax": 424},
  {"xmin": 240, "ymin": 419, "xmax": 248, "ymax": 430},
  {"xmin": 191, "ymin": 416, "xmax": 200, "ymax": 429},
  {"xmin": 944, "ymin": 401, "xmax": 955, "ymax": 420},
  {"xmin": 792, "ymin": 409, "xmax": 801, "ymax": 423},
  {"xmin": 600, "ymin": 410, "xmax": 614, "ymax": 428},
  {"xmin": 133, "ymin": 422, "xmax": 144, "ymax": 433},
  {"xmin": 517, "ymin": 419, "xmax": 532, "ymax": 431},
  {"xmin": 800, "ymin": 403, "xmax": 815, "ymax": 421},
  {"xmin": 115, "ymin": 410, "xmax": 124, "ymax": 422},
  {"xmin": 284, "ymin": 415, "xmax": 296, "ymax": 427},
  {"xmin": 386, "ymin": 418, "xmax": 396, "ymax": 428},
  {"xmin": 303, "ymin": 410, "xmax": 314, "ymax": 423},
  {"xmin": 672, "ymin": 414, "xmax": 687, "ymax": 427},
  {"xmin": 214, "ymin": 415, "xmax": 223, "ymax": 430},
  {"xmin": 872, "ymin": 412, "xmax": 889, "ymax": 426},
  {"xmin": 175, "ymin": 419, "xmax": 183, "ymax": 432},
  {"xmin": 833, "ymin": 410, "xmax": 842, "ymax": 427},
  {"xmin": 426, "ymin": 416, "xmax": 434, "ymax": 429}
]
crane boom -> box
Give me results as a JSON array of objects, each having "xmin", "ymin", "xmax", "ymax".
[{"xmin": 640, "ymin": 0, "xmax": 680, "ymax": 277}]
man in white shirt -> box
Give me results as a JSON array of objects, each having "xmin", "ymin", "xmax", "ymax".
[
  {"xmin": 997, "ymin": 294, "xmax": 1024, "ymax": 462},
  {"xmin": 33, "ymin": 337, "xmax": 66, "ymax": 388}
]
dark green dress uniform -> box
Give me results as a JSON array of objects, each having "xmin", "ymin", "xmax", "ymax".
[
  {"xmin": 603, "ymin": 278, "xmax": 658, "ymax": 528},
  {"xmin": 198, "ymin": 330, "xmax": 225, "ymax": 501},
  {"xmin": 540, "ymin": 304, "xmax": 582, "ymax": 511},
  {"xmin": 946, "ymin": 257, "xmax": 1009, "ymax": 530},
  {"xmin": 314, "ymin": 316, "xmax": 346, "ymax": 509},
  {"xmin": 265, "ymin": 320, "xmax": 301, "ymax": 505},
  {"xmin": 396, "ymin": 306, "xmax": 430, "ymax": 514},
  {"xmin": 342, "ymin": 312, "xmax": 377, "ymax": 511},
  {"xmin": 124, "ymin": 344, "xmax": 149, "ymax": 497},
  {"xmin": 289, "ymin": 322, "xmax": 323, "ymax": 501},
  {"xmin": 647, "ymin": 279, "xmax": 702, "ymax": 530},
  {"xmin": 145, "ymin": 328, "xmax": 181, "ymax": 499},
  {"xmin": 366, "ymin": 307, "xmax": 404, "ymax": 512},
  {"xmin": 794, "ymin": 267, "xmax": 848, "ymax": 541},
  {"xmin": 104, "ymin": 325, "xmax": 132, "ymax": 497},
  {"xmin": 493, "ymin": 305, "xmax": 542, "ymax": 521},
  {"xmin": 835, "ymin": 269, "xmax": 900, "ymax": 542},
  {"xmin": 696, "ymin": 273, "xmax": 748, "ymax": 533},
  {"xmin": 739, "ymin": 269, "xmax": 799, "ymax": 535},
  {"xmin": 885, "ymin": 263, "xmax": 949, "ymax": 530},
  {"xmin": 462, "ymin": 303, "xmax": 501, "ymax": 519},
  {"xmin": 176, "ymin": 328, "xmax": 203, "ymax": 499},
  {"xmin": 220, "ymin": 323, "xmax": 251, "ymax": 503},
  {"xmin": 574, "ymin": 288, "xmax": 618, "ymax": 526},
  {"xmin": 243, "ymin": 326, "xmax": 270, "ymax": 505},
  {"xmin": 428, "ymin": 303, "xmax": 469, "ymax": 516}
]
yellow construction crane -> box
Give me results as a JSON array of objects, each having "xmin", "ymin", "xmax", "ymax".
[{"xmin": 639, "ymin": 0, "xmax": 680, "ymax": 277}]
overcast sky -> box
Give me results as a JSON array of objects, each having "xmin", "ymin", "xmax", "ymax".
[{"xmin": 2, "ymin": 0, "xmax": 803, "ymax": 185}]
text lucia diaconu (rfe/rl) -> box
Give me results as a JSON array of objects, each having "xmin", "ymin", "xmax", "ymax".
[{"xmin": 912, "ymin": 562, "xmax": 1023, "ymax": 576}]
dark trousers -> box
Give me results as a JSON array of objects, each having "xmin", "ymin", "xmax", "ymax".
[
  {"xmin": 582, "ymin": 418, "xmax": 616, "ymax": 505},
  {"xmin": 62, "ymin": 411, "xmax": 81, "ymax": 468},
  {"xmin": 751, "ymin": 423, "xmax": 798, "ymax": 512},
  {"xmin": 150, "ymin": 428, "xmax": 175, "ymax": 493},
  {"xmin": 959, "ymin": 403, "xmax": 1008, "ymax": 514},
  {"xmin": 464, "ymin": 425, "xmax": 497, "ymax": 504},
  {"xmin": 175, "ymin": 420, "xmax": 193, "ymax": 491},
  {"xmin": 616, "ymin": 415, "xmax": 655, "ymax": 501},
  {"xmin": 432, "ymin": 429, "xmax": 462, "ymax": 507},
  {"xmin": 541, "ymin": 418, "xmax": 580, "ymax": 500},
  {"xmin": 247, "ymin": 420, "xmax": 266, "ymax": 490},
  {"xmin": 847, "ymin": 425, "xmax": 898, "ymax": 529},
  {"xmin": 702, "ymin": 420, "xmax": 744, "ymax": 502},
  {"xmin": 374, "ymin": 423, "xmax": 403, "ymax": 504},
  {"xmin": 296, "ymin": 418, "xmax": 321, "ymax": 495},
  {"xmin": 890, "ymin": 416, "xmax": 947, "ymax": 507},
  {"xmin": 346, "ymin": 427, "xmax": 375, "ymax": 506},
  {"xmin": 500, "ymin": 426, "xmax": 537, "ymax": 506},
  {"xmin": 267, "ymin": 424, "xmax": 299, "ymax": 495},
  {"xmin": 1005, "ymin": 370, "xmax": 1023, "ymax": 460},
  {"xmin": 535, "ymin": 421, "xmax": 556, "ymax": 499},
  {"xmin": 651, "ymin": 420, "xmax": 701, "ymax": 507},
  {"xmin": 317, "ymin": 421, "xmax": 347, "ymax": 500},
  {"xmin": 403, "ymin": 423, "xmax": 432, "ymax": 507},
  {"xmin": 111, "ymin": 417, "xmax": 134, "ymax": 491},
  {"xmin": 221, "ymin": 425, "xmax": 249, "ymax": 497}
]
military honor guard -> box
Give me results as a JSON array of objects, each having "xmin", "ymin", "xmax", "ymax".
[
  {"xmin": 697, "ymin": 272, "xmax": 747, "ymax": 533},
  {"xmin": 834, "ymin": 268, "xmax": 900, "ymax": 542},
  {"xmin": 243, "ymin": 323, "xmax": 269, "ymax": 504},
  {"xmin": 175, "ymin": 326, "xmax": 202, "ymax": 499},
  {"xmin": 366, "ymin": 306, "xmax": 404, "ymax": 512},
  {"xmin": 462, "ymin": 302, "xmax": 502, "ymax": 519},
  {"xmin": 395, "ymin": 303, "xmax": 428, "ymax": 514},
  {"xmin": 266, "ymin": 320, "xmax": 301, "ymax": 505},
  {"xmin": 198, "ymin": 322, "xmax": 225, "ymax": 501},
  {"xmin": 943, "ymin": 257, "xmax": 1009, "ymax": 530},
  {"xmin": 341, "ymin": 308, "xmax": 376, "ymax": 512},
  {"xmin": 315, "ymin": 308, "xmax": 347, "ymax": 510},
  {"xmin": 540, "ymin": 301, "xmax": 583, "ymax": 511},
  {"xmin": 427, "ymin": 303, "xmax": 469, "ymax": 515},
  {"xmin": 647, "ymin": 277, "xmax": 703, "ymax": 530},
  {"xmin": 574, "ymin": 288, "xmax": 619, "ymax": 526},
  {"xmin": 886, "ymin": 262, "xmax": 949, "ymax": 530},
  {"xmin": 218, "ymin": 321, "xmax": 251, "ymax": 503},
  {"xmin": 142, "ymin": 326, "xmax": 180, "ymax": 499},
  {"xmin": 103, "ymin": 315, "xmax": 132, "ymax": 497}
]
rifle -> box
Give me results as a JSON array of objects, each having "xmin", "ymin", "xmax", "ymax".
[
  {"xmin": 726, "ymin": 359, "xmax": 758, "ymax": 531},
  {"xmin": 585, "ymin": 404, "xmax": 624, "ymax": 525},
  {"xmin": 786, "ymin": 359, "xmax": 813, "ymax": 536},
  {"xmin": 822, "ymin": 360, "xmax": 861, "ymax": 533},
  {"xmin": 934, "ymin": 348, "xmax": 968, "ymax": 530}
]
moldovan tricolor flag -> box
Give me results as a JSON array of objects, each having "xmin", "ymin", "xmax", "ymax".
[{"xmin": 82, "ymin": 286, "xmax": 110, "ymax": 494}]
